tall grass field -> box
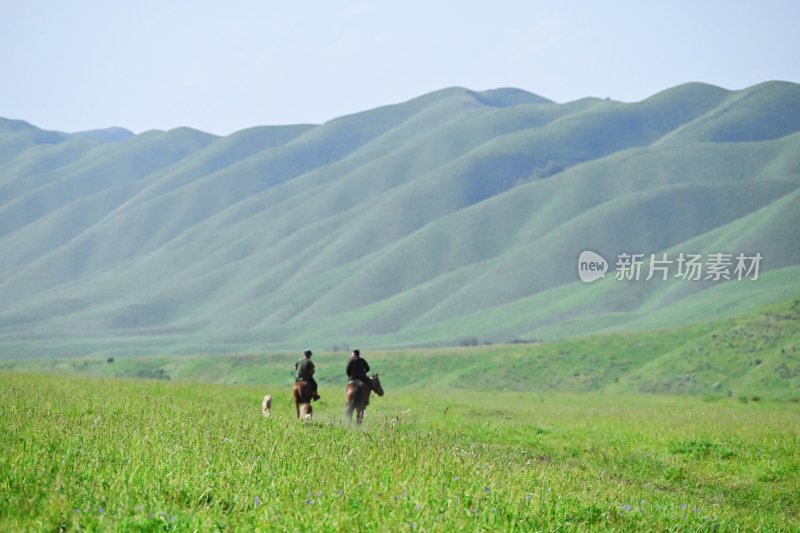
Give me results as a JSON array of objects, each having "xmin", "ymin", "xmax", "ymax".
[{"xmin": 2, "ymin": 369, "xmax": 798, "ymax": 531}]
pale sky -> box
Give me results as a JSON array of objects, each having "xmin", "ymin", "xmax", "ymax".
[{"xmin": 1, "ymin": 0, "xmax": 798, "ymax": 135}]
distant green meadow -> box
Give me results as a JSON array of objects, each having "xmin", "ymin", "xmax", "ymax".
[
  {"xmin": 4, "ymin": 297, "xmax": 798, "ymax": 402},
  {"xmin": 2, "ymin": 370, "xmax": 798, "ymax": 531}
]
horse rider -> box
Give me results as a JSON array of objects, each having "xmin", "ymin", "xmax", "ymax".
[
  {"xmin": 295, "ymin": 349, "xmax": 321, "ymax": 400},
  {"xmin": 346, "ymin": 349, "xmax": 373, "ymax": 391}
]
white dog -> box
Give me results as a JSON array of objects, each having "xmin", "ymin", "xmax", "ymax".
[{"xmin": 261, "ymin": 394, "xmax": 272, "ymax": 417}]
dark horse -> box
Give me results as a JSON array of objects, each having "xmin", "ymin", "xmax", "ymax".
[
  {"xmin": 293, "ymin": 381, "xmax": 316, "ymax": 421},
  {"xmin": 345, "ymin": 374, "xmax": 384, "ymax": 424}
]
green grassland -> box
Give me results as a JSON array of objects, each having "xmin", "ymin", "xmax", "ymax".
[
  {"xmin": 2, "ymin": 371, "xmax": 798, "ymax": 531},
  {"xmin": 2, "ymin": 300, "xmax": 799, "ymax": 530}
]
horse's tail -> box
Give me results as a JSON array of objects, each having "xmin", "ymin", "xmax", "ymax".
[
  {"xmin": 292, "ymin": 385, "xmax": 300, "ymax": 404},
  {"xmin": 345, "ymin": 381, "xmax": 361, "ymax": 404},
  {"xmin": 345, "ymin": 382, "xmax": 353, "ymax": 404}
]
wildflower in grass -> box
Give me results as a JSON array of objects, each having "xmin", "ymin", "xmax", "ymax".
[
  {"xmin": 620, "ymin": 504, "xmax": 633, "ymax": 512},
  {"xmin": 337, "ymin": 489, "xmax": 344, "ymax": 496},
  {"xmin": 73, "ymin": 509, "xmax": 80, "ymax": 514},
  {"xmin": 482, "ymin": 485, "xmax": 490, "ymax": 493},
  {"xmin": 254, "ymin": 496, "xmax": 260, "ymax": 507},
  {"xmin": 316, "ymin": 490, "xmax": 322, "ymax": 498},
  {"xmin": 305, "ymin": 498, "xmax": 313, "ymax": 505},
  {"xmin": 99, "ymin": 507, "xmax": 104, "ymax": 515},
  {"xmin": 681, "ymin": 503, "xmax": 687, "ymax": 510}
]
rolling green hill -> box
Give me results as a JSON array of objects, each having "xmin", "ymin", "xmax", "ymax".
[{"xmin": 0, "ymin": 82, "xmax": 799, "ymax": 357}]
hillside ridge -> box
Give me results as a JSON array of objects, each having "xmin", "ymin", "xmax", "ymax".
[{"xmin": 1, "ymin": 81, "xmax": 799, "ymax": 357}]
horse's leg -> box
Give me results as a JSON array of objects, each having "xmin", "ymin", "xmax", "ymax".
[{"xmin": 357, "ymin": 408, "xmax": 364, "ymax": 424}]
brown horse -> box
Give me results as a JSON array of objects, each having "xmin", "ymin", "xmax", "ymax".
[
  {"xmin": 345, "ymin": 374, "xmax": 384, "ymax": 424},
  {"xmin": 293, "ymin": 381, "xmax": 315, "ymax": 421}
]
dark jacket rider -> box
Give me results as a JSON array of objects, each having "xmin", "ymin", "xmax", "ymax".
[{"xmin": 346, "ymin": 349, "xmax": 372, "ymax": 390}]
